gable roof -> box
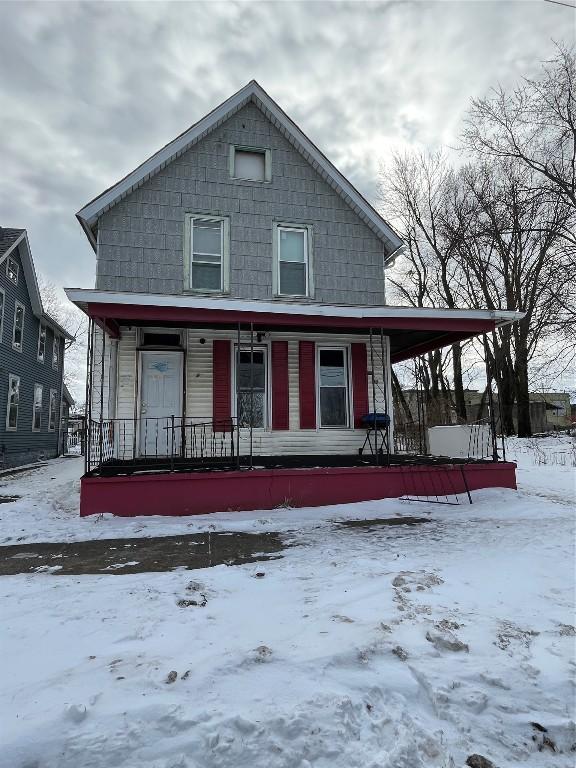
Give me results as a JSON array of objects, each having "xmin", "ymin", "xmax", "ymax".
[
  {"xmin": 76, "ymin": 80, "xmax": 403, "ymax": 255},
  {"xmin": 0, "ymin": 227, "xmax": 26, "ymax": 259},
  {"xmin": 0, "ymin": 228, "xmax": 74, "ymax": 340}
]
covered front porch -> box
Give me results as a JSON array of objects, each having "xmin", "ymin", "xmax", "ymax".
[{"xmin": 66, "ymin": 289, "xmax": 521, "ymax": 516}]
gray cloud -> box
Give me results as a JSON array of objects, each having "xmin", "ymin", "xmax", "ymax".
[{"xmin": 0, "ymin": 0, "xmax": 570, "ymax": 289}]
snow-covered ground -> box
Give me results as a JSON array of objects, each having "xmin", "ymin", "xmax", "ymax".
[{"xmin": 0, "ymin": 438, "xmax": 574, "ymax": 768}]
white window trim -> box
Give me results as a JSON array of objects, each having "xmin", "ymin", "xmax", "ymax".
[
  {"xmin": 12, "ymin": 301, "xmax": 25, "ymax": 352},
  {"xmin": 315, "ymin": 345, "xmax": 352, "ymax": 430},
  {"xmin": 6, "ymin": 374, "xmax": 20, "ymax": 431},
  {"xmin": 38, "ymin": 323, "xmax": 46, "ymax": 363},
  {"xmin": 32, "ymin": 383, "xmax": 43, "ymax": 432},
  {"xmin": 6, "ymin": 257, "xmax": 19, "ymax": 285},
  {"xmin": 0, "ymin": 287, "xmax": 5, "ymax": 343},
  {"xmin": 231, "ymin": 342, "xmax": 270, "ymax": 431},
  {"xmin": 183, "ymin": 213, "xmax": 230, "ymax": 294},
  {"xmin": 48, "ymin": 388, "xmax": 57, "ymax": 432},
  {"xmin": 229, "ymin": 145, "xmax": 272, "ymax": 182},
  {"xmin": 273, "ymin": 223, "xmax": 313, "ymax": 298},
  {"xmin": 52, "ymin": 334, "xmax": 60, "ymax": 370}
]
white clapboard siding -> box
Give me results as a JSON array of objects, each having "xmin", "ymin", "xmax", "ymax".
[{"xmin": 108, "ymin": 326, "xmax": 393, "ymax": 458}]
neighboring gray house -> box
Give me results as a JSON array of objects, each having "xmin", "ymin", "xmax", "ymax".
[
  {"xmin": 0, "ymin": 228, "xmax": 72, "ymax": 468},
  {"xmin": 65, "ymin": 81, "xmax": 522, "ymax": 517}
]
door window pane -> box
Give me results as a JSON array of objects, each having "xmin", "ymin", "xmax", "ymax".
[
  {"xmin": 237, "ymin": 349, "xmax": 266, "ymax": 428},
  {"xmin": 319, "ymin": 349, "xmax": 348, "ymax": 427}
]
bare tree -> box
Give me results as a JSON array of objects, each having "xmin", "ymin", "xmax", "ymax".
[{"xmin": 462, "ymin": 43, "xmax": 576, "ymax": 211}]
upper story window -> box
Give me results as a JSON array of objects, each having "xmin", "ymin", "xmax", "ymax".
[
  {"xmin": 38, "ymin": 324, "xmax": 46, "ymax": 362},
  {"xmin": 32, "ymin": 384, "xmax": 43, "ymax": 431},
  {"xmin": 6, "ymin": 257, "xmax": 19, "ymax": 285},
  {"xmin": 275, "ymin": 225, "xmax": 311, "ymax": 297},
  {"xmin": 229, "ymin": 146, "xmax": 271, "ymax": 182},
  {"xmin": 12, "ymin": 301, "xmax": 25, "ymax": 352},
  {"xmin": 48, "ymin": 388, "xmax": 57, "ymax": 431},
  {"xmin": 52, "ymin": 334, "xmax": 60, "ymax": 370},
  {"xmin": 185, "ymin": 214, "xmax": 229, "ymax": 293}
]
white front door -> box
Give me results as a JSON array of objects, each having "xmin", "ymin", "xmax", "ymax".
[{"xmin": 139, "ymin": 351, "xmax": 183, "ymax": 456}]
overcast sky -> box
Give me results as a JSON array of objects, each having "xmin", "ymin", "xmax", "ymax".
[{"xmin": 0, "ymin": 0, "xmax": 571, "ymax": 291}]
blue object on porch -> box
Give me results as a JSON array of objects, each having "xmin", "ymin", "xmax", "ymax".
[{"xmin": 361, "ymin": 413, "xmax": 391, "ymax": 428}]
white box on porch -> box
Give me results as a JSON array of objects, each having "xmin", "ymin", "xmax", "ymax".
[{"xmin": 427, "ymin": 424, "xmax": 491, "ymax": 459}]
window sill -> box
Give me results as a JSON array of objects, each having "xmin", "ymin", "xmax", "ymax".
[{"xmin": 183, "ymin": 288, "xmax": 230, "ymax": 297}]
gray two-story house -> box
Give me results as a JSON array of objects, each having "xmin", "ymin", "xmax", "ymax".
[
  {"xmin": 0, "ymin": 228, "xmax": 72, "ymax": 468},
  {"xmin": 65, "ymin": 81, "xmax": 522, "ymax": 517}
]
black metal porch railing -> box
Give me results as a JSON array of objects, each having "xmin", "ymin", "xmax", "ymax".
[{"xmin": 86, "ymin": 417, "xmax": 237, "ymax": 474}]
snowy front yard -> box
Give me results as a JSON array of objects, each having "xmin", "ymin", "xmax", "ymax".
[{"xmin": 0, "ymin": 438, "xmax": 574, "ymax": 768}]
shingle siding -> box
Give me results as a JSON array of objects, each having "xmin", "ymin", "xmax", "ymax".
[
  {"xmin": 0, "ymin": 245, "xmax": 64, "ymax": 467},
  {"xmin": 97, "ymin": 103, "xmax": 386, "ymax": 305}
]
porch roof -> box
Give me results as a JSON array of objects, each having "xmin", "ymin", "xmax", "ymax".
[{"xmin": 65, "ymin": 288, "xmax": 524, "ymax": 363}]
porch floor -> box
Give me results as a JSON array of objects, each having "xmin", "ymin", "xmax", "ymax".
[{"xmin": 88, "ymin": 453, "xmax": 498, "ymax": 478}]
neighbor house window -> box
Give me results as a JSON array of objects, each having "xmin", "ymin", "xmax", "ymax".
[
  {"xmin": 185, "ymin": 215, "xmax": 229, "ymax": 293},
  {"xmin": 230, "ymin": 146, "xmax": 271, "ymax": 182},
  {"xmin": 0, "ymin": 289, "xmax": 4, "ymax": 343},
  {"xmin": 235, "ymin": 347, "xmax": 267, "ymax": 429},
  {"xmin": 275, "ymin": 225, "xmax": 311, "ymax": 297},
  {"xmin": 48, "ymin": 388, "xmax": 57, "ymax": 431},
  {"xmin": 52, "ymin": 335, "xmax": 60, "ymax": 370},
  {"xmin": 6, "ymin": 257, "xmax": 19, "ymax": 285},
  {"xmin": 12, "ymin": 301, "xmax": 24, "ymax": 351},
  {"xmin": 32, "ymin": 384, "xmax": 43, "ymax": 431},
  {"xmin": 38, "ymin": 324, "xmax": 46, "ymax": 362},
  {"xmin": 6, "ymin": 374, "xmax": 20, "ymax": 431},
  {"xmin": 317, "ymin": 348, "xmax": 350, "ymax": 428}
]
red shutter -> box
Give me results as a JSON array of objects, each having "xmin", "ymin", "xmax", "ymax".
[
  {"xmin": 299, "ymin": 341, "xmax": 316, "ymax": 429},
  {"xmin": 351, "ymin": 343, "xmax": 369, "ymax": 428},
  {"xmin": 271, "ymin": 341, "xmax": 289, "ymax": 430},
  {"xmin": 212, "ymin": 340, "xmax": 232, "ymax": 432}
]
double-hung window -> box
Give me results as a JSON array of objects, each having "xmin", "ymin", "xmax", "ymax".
[
  {"xmin": 32, "ymin": 384, "xmax": 43, "ymax": 431},
  {"xmin": 235, "ymin": 347, "xmax": 267, "ymax": 429},
  {"xmin": 52, "ymin": 335, "xmax": 60, "ymax": 370},
  {"xmin": 6, "ymin": 374, "xmax": 20, "ymax": 431},
  {"xmin": 48, "ymin": 389, "xmax": 57, "ymax": 432},
  {"xmin": 318, "ymin": 348, "xmax": 350, "ymax": 428},
  {"xmin": 276, "ymin": 225, "xmax": 310, "ymax": 297},
  {"xmin": 38, "ymin": 324, "xmax": 46, "ymax": 362},
  {"xmin": 186, "ymin": 215, "xmax": 228, "ymax": 293},
  {"xmin": 12, "ymin": 302, "xmax": 24, "ymax": 351}
]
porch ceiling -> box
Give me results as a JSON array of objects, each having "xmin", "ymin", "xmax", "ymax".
[{"xmin": 65, "ymin": 288, "xmax": 524, "ymax": 363}]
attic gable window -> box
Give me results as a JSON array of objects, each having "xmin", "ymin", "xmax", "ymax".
[
  {"xmin": 230, "ymin": 146, "xmax": 271, "ymax": 182},
  {"xmin": 6, "ymin": 257, "xmax": 19, "ymax": 285}
]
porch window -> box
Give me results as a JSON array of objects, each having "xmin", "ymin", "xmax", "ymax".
[
  {"xmin": 6, "ymin": 374, "xmax": 20, "ymax": 431},
  {"xmin": 12, "ymin": 301, "xmax": 24, "ymax": 352},
  {"xmin": 186, "ymin": 215, "xmax": 229, "ymax": 293},
  {"xmin": 48, "ymin": 388, "xmax": 57, "ymax": 432},
  {"xmin": 276, "ymin": 225, "xmax": 310, "ymax": 297},
  {"xmin": 32, "ymin": 384, "xmax": 42, "ymax": 431},
  {"xmin": 236, "ymin": 348, "xmax": 267, "ymax": 428},
  {"xmin": 318, "ymin": 348, "xmax": 349, "ymax": 428},
  {"xmin": 38, "ymin": 324, "xmax": 46, "ymax": 362},
  {"xmin": 6, "ymin": 257, "xmax": 18, "ymax": 285}
]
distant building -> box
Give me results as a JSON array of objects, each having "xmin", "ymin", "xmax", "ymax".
[{"xmin": 0, "ymin": 228, "xmax": 73, "ymax": 468}]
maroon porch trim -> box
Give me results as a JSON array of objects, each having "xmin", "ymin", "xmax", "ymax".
[
  {"xmin": 271, "ymin": 341, "xmax": 289, "ymax": 430},
  {"xmin": 212, "ymin": 339, "xmax": 232, "ymax": 432},
  {"xmin": 299, "ymin": 340, "xmax": 316, "ymax": 429},
  {"xmin": 80, "ymin": 462, "xmax": 518, "ymax": 517},
  {"xmin": 350, "ymin": 343, "xmax": 369, "ymax": 428}
]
